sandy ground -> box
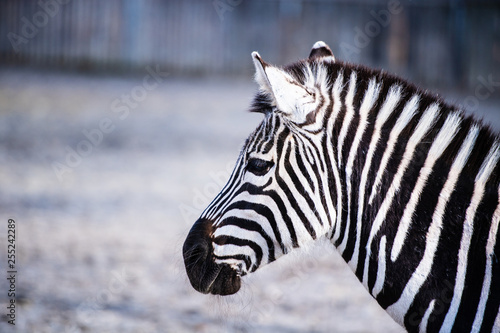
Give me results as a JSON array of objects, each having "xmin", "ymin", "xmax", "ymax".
[{"xmin": 0, "ymin": 68, "xmax": 498, "ymax": 333}]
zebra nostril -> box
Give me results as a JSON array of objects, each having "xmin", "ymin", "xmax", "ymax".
[{"xmin": 183, "ymin": 239, "xmax": 209, "ymax": 267}]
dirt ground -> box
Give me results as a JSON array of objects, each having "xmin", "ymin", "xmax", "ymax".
[{"xmin": 0, "ymin": 68, "xmax": 498, "ymax": 333}]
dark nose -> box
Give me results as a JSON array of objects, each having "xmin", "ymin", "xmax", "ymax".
[
  {"xmin": 183, "ymin": 219, "xmax": 211, "ymax": 268},
  {"xmin": 183, "ymin": 218, "xmax": 212, "ymax": 293},
  {"xmin": 183, "ymin": 218, "xmax": 241, "ymax": 295}
]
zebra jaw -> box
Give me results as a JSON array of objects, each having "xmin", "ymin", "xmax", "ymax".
[{"xmin": 183, "ymin": 218, "xmax": 241, "ymax": 295}]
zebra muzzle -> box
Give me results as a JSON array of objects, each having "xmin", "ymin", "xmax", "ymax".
[{"xmin": 183, "ymin": 218, "xmax": 241, "ymax": 295}]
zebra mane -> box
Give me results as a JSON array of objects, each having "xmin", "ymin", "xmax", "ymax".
[
  {"xmin": 250, "ymin": 90, "xmax": 275, "ymax": 114},
  {"xmin": 249, "ymin": 58, "xmax": 498, "ymax": 140}
]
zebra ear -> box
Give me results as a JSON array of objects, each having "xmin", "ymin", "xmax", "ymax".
[
  {"xmin": 251, "ymin": 51, "xmax": 273, "ymax": 96},
  {"xmin": 309, "ymin": 41, "xmax": 335, "ymax": 62},
  {"xmin": 251, "ymin": 52, "xmax": 316, "ymax": 124}
]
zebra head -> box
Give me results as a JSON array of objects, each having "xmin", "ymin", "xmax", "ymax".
[{"xmin": 183, "ymin": 42, "xmax": 337, "ymax": 295}]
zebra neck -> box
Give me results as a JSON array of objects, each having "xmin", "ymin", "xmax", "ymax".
[
  {"xmin": 326, "ymin": 72, "xmax": 387, "ymax": 259},
  {"xmin": 325, "ymin": 70, "xmax": 426, "ymax": 278}
]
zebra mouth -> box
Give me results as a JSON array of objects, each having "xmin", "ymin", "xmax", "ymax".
[
  {"xmin": 183, "ymin": 218, "xmax": 241, "ymax": 295},
  {"xmin": 203, "ymin": 262, "xmax": 241, "ymax": 295}
]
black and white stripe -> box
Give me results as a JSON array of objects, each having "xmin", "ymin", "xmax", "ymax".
[{"xmin": 183, "ymin": 41, "xmax": 500, "ymax": 332}]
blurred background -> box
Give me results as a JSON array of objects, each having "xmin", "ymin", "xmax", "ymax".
[
  {"xmin": 0, "ymin": 0, "xmax": 499, "ymax": 332},
  {"xmin": 2, "ymin": 0, "xmax": 500, "ymax": 89}
]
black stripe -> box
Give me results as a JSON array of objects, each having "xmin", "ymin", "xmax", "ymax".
[
  {"xmin": 249, "ymin": 120, "xmax": 267, "ymax": 153},
  {"xmin": 365, "ymin": 91, "xmax": 407, "ymax": 292},
  {"xmin": 424, "ymin": 129, "xmax": 490, "ymax": 332},
  {"xmin": 344, "ymin": 80, "xmax": 381, "ymax": 266},
  {"xmin": 213, "ymin": 235, "xmax": 263, "ymax": 271},
  {"xmin": 262, "ymin": 115, "xmax": 280, "ymax": 154},
  {"xmin": 214, "ymin": 254, "xmax": 252, "ymax": 272},
  {"xmin": 294, "ymin": 139, "xmax": 315, "ymax": 192},
  {"xmin": 452, "ymin": 161, "xmax": 500, "ymax": 332},
  {"xmin": 303, "ymin": 139, "xmax": 334, "ymax": 229},
  {"xmin": 402, "ymin": 120, "xmax": 472, "ymax": 331},
  {"xmin": 204, "ymin": 157, "xmax": 246, "ymax": 219},
  {"xmin": 288, "ymin": 141, "xmax": 323, "ymax": 227},
  {"xmin": 231, "ymin": 181, "xmax": 299, "ymax": 249},
  {"xmin": 278, "ymin": 140, "xmax": 317, "ymax": 239},
  {"xmin": 321, "ymin": 133, "xmax": 338, "ymax": 230},
  {"xmin": 376, "ymin": 104, "xmax": 447, "ymax": 309},
  {"xmin": 220, "ymin": 202, "xmax": 280, "ymax": 259},
  {"xmin": 480, "ymin": 218, "xmax": 500, "ymax": 332},
  {"xmin": 255, "ymin": 116, "xmax": 272, "ymax": 153}
]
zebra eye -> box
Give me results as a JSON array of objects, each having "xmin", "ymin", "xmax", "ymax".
[{"xmin": 246, "ymin": 158, "xmax": 274, "ymax": 176}]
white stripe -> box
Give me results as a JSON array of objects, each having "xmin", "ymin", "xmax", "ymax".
[
  {"xmin": 329, "ymin": 72, "xmax": 345, "ymax": 124},
  {"xmin": 206, "ymin": 154, "xmax": 246, "ymax": 220},
  {"xmin": 211, "ymin": 117, "xmax": 283, "ymax": 222},
  {"xmin": 471, "ymin": 182, "xmax": 500, "ymax": 332},
  {"xmin": 386, "ymin": 123, "xmax": 477, "ymax": 325},
  {"xmin": 219, "ymin": 191, "xmax": 294, "ymax": 253},
  {"xmin": 339, "ymin": 78, "xmax": 381, "ymax": 254},
  {"xmin": 310, "ymin": 74, "xmax": 339, "ymax": 231},
  {"xmin": 372, "ymin": 235, "xmax": 387, "ymax": 297},
  {"xmin": 217, "ymin": 204, "xmax": 276, "ymax": 244},
  {"xmin": 363, "ymin": 103, "xmax": 440, "ymax": 286},
  {"xmin": 369, "ymin": 94, "xmax": 420, "ymax": 205},
  {"xmin": 494, "ymin": 309, "xmax": 500, "ymax": 333},
  {"xmin": 213, "ymin": 224, "xmax": 262, "ymax": 266},
  {"xmin": 208, "ymin": 115, "xmax": 276, "ymax": 220},
  {"xmin": 351, "ymin": 85, "xmax": 401, "ymax": 269},
  {"xmin": 391, "ymin": 112, "xmax": 462, "ymax": 262},
  {"xmin": 333, "ymin": 71, "xmax": 357, "ymax": 242},
  {"xmin": 441, "ymin": 141, "xmax": 500, "ymax": 332},
  {"xmin": 420, "ymin": 300, "xmax": 436, "ymax": 333},
  {"xmin": 277, "ymin": 138, "xmax": 320, "ymax": 245},
  {"xmin": 214, "ymin": 244, "xmax": 257, "ymax": 262},
  {"xmin": 290, "ymin": 139, "xmax": 330, "ymax": 235},
  {"xmin": 337, "ymin": 71, "xmax": 357, "ymax": 167},
  {"xmin": 310, "ymin": 139, "xmax": 338, "ymax": 231},
  {"xmin": 304, "ymin": 63, "xmax": 315, "ymax": 87},
  {"xmin": 329, "ymin": 73, "xmax": 346, "ymax": 241},
  {"xmin": 303, "ymin": 64, "xmax": 331, "ymax": 132}
]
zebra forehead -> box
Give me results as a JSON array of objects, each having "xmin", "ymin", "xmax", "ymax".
[{"xmin": 244, "ymin": 114, "xmax": 281, "ymax": 153}]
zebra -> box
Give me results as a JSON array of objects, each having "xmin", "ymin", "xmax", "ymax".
[{"xmin": 183, "ymin": 41, "xmax": 500, "ymax": 332}]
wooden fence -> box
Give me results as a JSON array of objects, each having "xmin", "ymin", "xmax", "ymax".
[{"xmin": 0, "ymin": 0, "xmax": 499, "ymax": 91}]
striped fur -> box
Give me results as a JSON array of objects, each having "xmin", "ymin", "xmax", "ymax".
[{"xmin": 183, "ymin": 42, "xmax": 500, "ymax": 332}]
